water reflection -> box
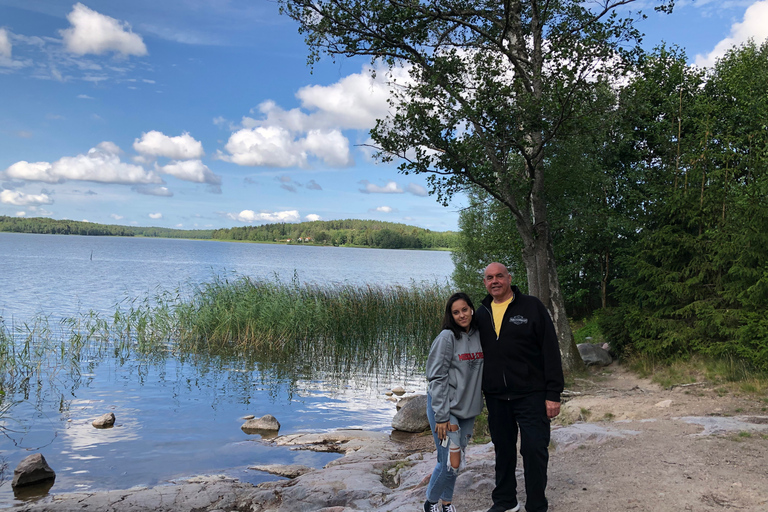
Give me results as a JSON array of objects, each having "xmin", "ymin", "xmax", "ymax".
[
  {"xmin": 0, "ymin": 334, "xmax": 428, "ymax": 507},
  {"xmin": 0, "ymin": 236, "xmax": 453, "ymax": 507}
]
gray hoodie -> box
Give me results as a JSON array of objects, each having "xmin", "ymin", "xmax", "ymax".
[{"xmin": 426, "ymin": 328, "xmax": 484, "ymax": 423}]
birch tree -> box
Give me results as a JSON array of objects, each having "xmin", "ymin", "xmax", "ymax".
[{"xmin": 280, "ymin": 0, "xmax": 674, "ymax": 372}]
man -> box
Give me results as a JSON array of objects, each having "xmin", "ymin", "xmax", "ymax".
[{"xmin": 476, "ymin": 262, "xmax": 564, "ymax": 512}]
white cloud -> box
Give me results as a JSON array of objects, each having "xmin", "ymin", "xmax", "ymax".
[
  {"xmin": 110, "ymin": 213, "xmax": 124, "ymax": 220},
  {"xmin": 0, "ymin": 28, "xmax": 28, "ymax": 69},
  {"xmin": 359, "ymin": 180, "xmax": 403, "ymax": 194},
  {"xmin": 15, "ymin": 211, "xmax": 26, "ymax": 217},
  {"xmin": 60, "ymin": 3, "xmax": 148, "ymax": 57},
  {"xmin": 227, "ymin": 209, "xmax": 301, "ymax": 223},
  {"xmin": 303, "ymin": 130, "xmax": 352, "ymax": 167},
  {"xmin": 221, "ymin": 64, "xmax": 411, "ymax": 168},
  {"xmin": 220, "ymin": 125, "xmax": 352, "ymax": 168},
  {"xmin": 149, "ymin": 212, "xmax": 163, "ymax": 219},
  {"xmin": 372, "ymin": 206, "xmax": 394, "ymax": 213},
  {"xmin": 78, "ymin": 94, "xmax": 94, "ymax": 99},
  {"xmin": 0, "ymin": 189, "xmax": 53, "ymax": 206},
  {"xmin": 156, "ymin": 160, "xmax": 221, "ymax": 185},
  {"xmin": 305, "ymin": 214, "xmax": 321, "ymax": 221},
  {"xmin": 695, "ymin": 1, "xmax": 768, "ymax": 67},
  {"xmin": 406, "ymin": 183, "xmax": 428, "ymax": 196},
  {"xmin": 0, "ymin": 28, "xmax": 11, "ymax": 59},
  {"xmin": 133, "ymin": 185, "xmax": 173, "ymax": 197},
  {"xmin": 295, "ymin": 65, "xmax": 411, "ymax": 129},
  {"xmin": 3, "ymin": 142, "xmax": 161, "ymax": 185},
  {"xmin": 134, "ymin": 131, "xmax": 204, "ymax": 160},
  {"xmin": 222, "ymin": 126, "xmax": 305, "ymax": 167}
]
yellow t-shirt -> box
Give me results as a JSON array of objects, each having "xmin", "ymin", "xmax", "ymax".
[{"xmin": 491, "ymin": 296, "xmax": 513, "ymax": 336}]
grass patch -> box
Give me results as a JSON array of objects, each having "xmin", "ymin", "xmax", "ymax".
[
  {"xmin": 0, "ymin": 277, "xmax": 452, "ymax": 396},
  {"xmin": 571, "ymin": 314, "xmax": 606, "ymax": 345},
  {"xmin": 625, "ymin": 354, "xmax": 768, "ymax": 395},
  {"xmin": 472, "ymin": 406, "xmax": 490, "ymax": 443}
]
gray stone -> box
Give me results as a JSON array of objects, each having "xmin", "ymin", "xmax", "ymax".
[
  {"xmin": 391, "ymin": 386, "xmax": 406, "ymax": 396},
  {"xmin": 12, "ymin": 453, "xmax": 56, "ymax": 488},
  {"xmin": 92, "ymin": 412, "xmax": 115, "ymax": 428},
  {"xmin": 395, "ymin": 394, "xmax": 422, "ymax": 410},
  {"xmin": 241, "ymin": 414, "xmax": 281, "ymax": 433},
  {"xmin": 391, "ymin": 394, "xmax": 429, "ymax": 433},
  {"xmin": 249, "ymin": 464, "xmax": 314, "ymax": 478},
  {"xmin": 577, "ymin": 343, "xmax": 613, "ymax": 366}
]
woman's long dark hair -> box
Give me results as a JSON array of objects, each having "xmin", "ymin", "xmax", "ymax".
[{"xmin": 441, "ymin": 292, "xmax": 476, "ymax": 338}]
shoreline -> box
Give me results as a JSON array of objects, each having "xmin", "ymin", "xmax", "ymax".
[{"xmin": 10, "ymin": 364, "xmax": 768, "ymax": 512}]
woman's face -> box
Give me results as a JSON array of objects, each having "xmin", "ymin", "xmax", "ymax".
[{"xmin": 451, "ymin": 299, "xmax": 472, "ymax": 331}]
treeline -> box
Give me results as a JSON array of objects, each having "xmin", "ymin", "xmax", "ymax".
[
  {"xmin": 211, "ymin": 219, "xmax": 458, "ymax": 249},
  {"xmin": 0, "ymin": 216, "xmax": 213, "ymax": 239},
  {"xmin": 453, "ymin": 41, "xmax": 768, "ymax": 369}
]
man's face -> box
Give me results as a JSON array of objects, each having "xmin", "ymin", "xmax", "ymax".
[{"xmin": 484, "ymin": 263, "xmax": 513, "ymax": 301}]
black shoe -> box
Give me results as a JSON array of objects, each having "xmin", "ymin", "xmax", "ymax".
[
  {"xmin": 424, "ymin": 500, "xmax": 440, "ymax": 512},
  {"xmin": 487, "ymin": 504, "xmax": 520, "ymax": 512}
]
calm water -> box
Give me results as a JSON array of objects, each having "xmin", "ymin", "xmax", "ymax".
[{"xmin": 0, "ymin": 233, "xmax": 454, "ymax": 507}]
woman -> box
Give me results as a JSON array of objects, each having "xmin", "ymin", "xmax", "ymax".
[{"xmin": 424, "ymin": 292, "xmax": 484, "ymax": 512}]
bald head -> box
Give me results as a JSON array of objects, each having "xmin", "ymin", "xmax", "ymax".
[{"xmin": 484, "ymin": 262, "xmax": 513, "ymax": 303}]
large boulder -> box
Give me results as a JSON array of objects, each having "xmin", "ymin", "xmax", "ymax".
[
  {"xmin": 395, "ymin": 394, "xmax": 422, "ymax": 411},
  {"xmin": 12, "ymin": 453, "xmax": 56, "ymax": 488},
  {"xmin": 242, "ymin": 414, "xmax": 281, "ymax": 435},
  {"xmin": 577, "ymin": 343, "xmax": 613, "ymax": 367},
  {"xmin": 391, "ymin": 394, "xmax": 429, "ymax": 433},
  {"xmin": 92, "ymin": 412, "xmax": 116, "ymax": 428}
]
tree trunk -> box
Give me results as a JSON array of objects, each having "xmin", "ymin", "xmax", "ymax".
[{"xmin": 518, "ymin": 219, "xmax": 584, "ymax": 374}]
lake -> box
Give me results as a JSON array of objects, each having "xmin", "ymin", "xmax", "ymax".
[{"xmin": 0, "ymin": 232, "xmax": 455, "ymax": 507}]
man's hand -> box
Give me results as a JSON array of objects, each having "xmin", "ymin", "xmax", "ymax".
[{"xmin": 545, "ymin": 400, "xmax": 561, "ymax": 419}]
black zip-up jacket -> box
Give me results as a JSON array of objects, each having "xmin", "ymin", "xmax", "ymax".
[{"xmin": 477, "ymin": 286, "xmax": 564, "ymax": 402}]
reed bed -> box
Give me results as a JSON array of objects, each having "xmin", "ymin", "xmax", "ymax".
[{"xmin": 0, "ymin": 277, "xmax": 453, "ymax": 396}]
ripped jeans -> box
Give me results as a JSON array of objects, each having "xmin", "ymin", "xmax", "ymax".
[{"xmin": 426, "ymin": 393, "xmax": 476, "ymax": 504}]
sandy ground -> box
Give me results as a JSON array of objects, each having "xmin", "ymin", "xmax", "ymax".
[{"xmin": 449, "ymin": 363, "xmax": 768, "ymax": 512}]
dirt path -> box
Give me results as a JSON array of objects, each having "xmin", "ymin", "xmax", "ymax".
[{"xmin": 452, "ymin": 363, "xmax": 768, "ymax": 512}]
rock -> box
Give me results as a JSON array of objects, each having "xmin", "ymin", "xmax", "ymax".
[
  {"xmin": 655, "ymin": 399, "xmax": 673, "ymax": 408},
  {"xmin": 577, "ymin": 343, "xmax": 613, "ymax": 366},
  {"xmin": 12, "ymin": 453, "xmax": 56, "ymax": 488},
  {"xmin": 391, "ymin": 394, "xmax": 429, "ymax": 433},
  {"xmin": 391, "ymin": 386, "xmax": 406, "ymax": 396},
  {"xmin": 395, "ymin": 394, "xmax": 422, "ymax": 410},
  {"xmin": 241, "ymin": 414, "xmax": 281, "ymax": 434},
  {"xmin": 249, "ymin": 464, "xmax": 314, "ymax": 478},
  {"xmin": 384, "ymin": 391, "xmax": 393, "ymax": 396},
  {"xmin": 242, "ymin": 414, "xmax": 255, "ymax": 420},
  {"xmin": 92, "ymin": 412, "xmax": 116, "ymax": 428}
]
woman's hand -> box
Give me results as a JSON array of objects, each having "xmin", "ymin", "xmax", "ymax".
[{"xmin": 435, "ymin": 421, "xmax": 449, "ymax": 440}]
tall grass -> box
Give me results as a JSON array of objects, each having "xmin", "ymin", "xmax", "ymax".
[
  {"xmin": 1, "ymin": 277, "xmax": 452, "ymax": 393},
  {"xmin": 170, "ymin": 276, "xmax": 448, "ymax": 375}
]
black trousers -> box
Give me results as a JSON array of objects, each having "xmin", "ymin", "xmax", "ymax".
[{"xmin": 485, "ymin": 392, "xmax": 550, "ymax": 512}]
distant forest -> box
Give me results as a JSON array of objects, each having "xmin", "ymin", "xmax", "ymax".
[
  {"xmin": 0, "ymin": 216, "xmax": 457, "ymax": 250},
  {"xmin": 0, "ymin": 216, "xmax": 213, "ymax": 239},
  {"xmin": 212, "ymin": 219, "xmax": 457, "ymax": 250}
]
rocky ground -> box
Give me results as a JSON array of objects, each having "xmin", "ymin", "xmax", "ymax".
[{"xmin": 11, "ymin": 363, "xmax": 768, "ymax": 512}]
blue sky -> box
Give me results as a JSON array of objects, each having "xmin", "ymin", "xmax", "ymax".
[{"xmin": 1, "ymin": 1, "xmax": 767, "ymax": 232}]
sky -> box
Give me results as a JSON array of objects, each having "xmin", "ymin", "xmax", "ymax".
[{"xmin": 1, "ymin": 1, "xmax": 768, "ymax": 232}]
